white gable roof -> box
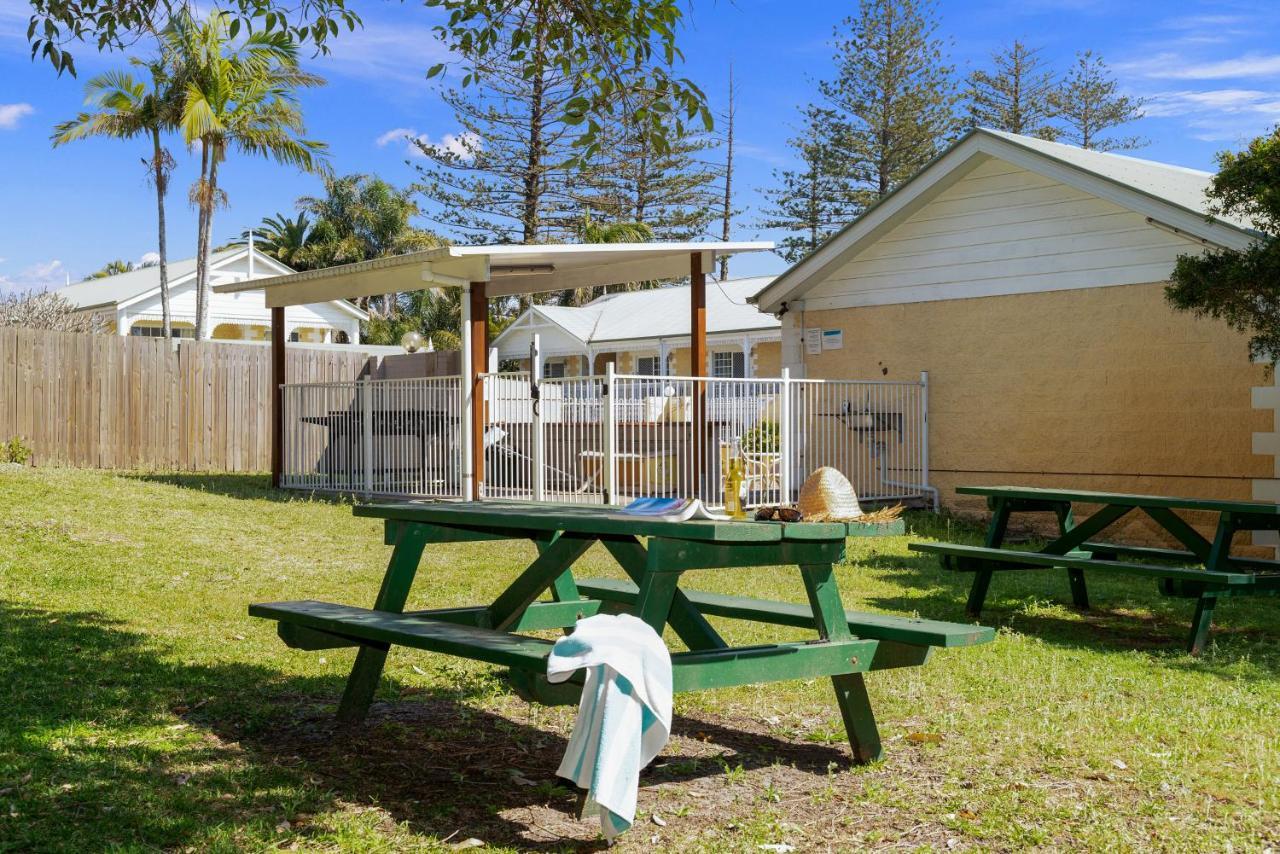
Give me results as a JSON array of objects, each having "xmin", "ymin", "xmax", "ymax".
[
  {"xmin": 589, "ymin": 277, "xmax": 779, "ymax": 342},
  {"xmin": 529, "ymin": 303, "xmax": 604, "ymax": 343},
  {"xmin": 57, "ymin": 248, "xmax": 368, "ymax": 320},
  {"xmin": 57, "ymin": 252, "xmax": 224, "ymax": 311},
  {"xmin": 494, "ymin": 277, "xmax": 780, "ymax": 355},
  {"xmin": 981, "ymin": 130, "xmax": 1254, "ymax": 231},
  {"xmin": 754, "ymin": 128, "xmax": 1260, "ymax": 314}
]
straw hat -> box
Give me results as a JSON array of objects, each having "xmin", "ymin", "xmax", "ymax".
[{"xmin": 797, "ymin": 467, "xmax": 863, "ymax": 522}]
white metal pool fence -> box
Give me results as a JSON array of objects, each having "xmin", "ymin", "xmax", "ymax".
[{"xmin": 281, "ymin": 368, "xmax": 934, "ymax": 509}]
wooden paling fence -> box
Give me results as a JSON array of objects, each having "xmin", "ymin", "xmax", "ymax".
[{"xmin": 0, "ymin": 327, "xmax": 372, "ymax": 471}]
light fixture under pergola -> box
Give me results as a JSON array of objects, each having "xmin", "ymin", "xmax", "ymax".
[{"xmin": 215, "ymin": 240, "xmax": 774, "ymax": 500}]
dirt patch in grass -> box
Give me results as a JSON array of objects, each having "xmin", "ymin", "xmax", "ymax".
[{"xmin": 209, "ymin": 693, "xmax": 1159, "ymax": 852}]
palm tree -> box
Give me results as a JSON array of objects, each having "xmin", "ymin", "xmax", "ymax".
[
  {"xmin": 166, "ymin": 12, "xmax": 328, "ymax": 339},
  {"xmin": 233, "ymin": 212, "xmax": 313, "ymax": 267},
  {"xmin": 295, "ymin": 173, "xmax": 443, "ymax": 314},
  {"xmin": 84, "ymin": 259, "xmax": 137, "ymax": 280},
  {"xmin": 53, "ymin": 58, "xmax": 179, "ymax": 336},
  {"xmin": 568, "ymin": 215, "xmax": 654, "ymax": 305}
]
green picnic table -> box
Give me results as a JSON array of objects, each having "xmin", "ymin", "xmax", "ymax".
[
  {"xmin": 909, "ymin": 486, "xmax": 1280, "ymax": 653},
  {"xmin": 251, "ymin": 500, "xmax": 993, "ymax": 764}
]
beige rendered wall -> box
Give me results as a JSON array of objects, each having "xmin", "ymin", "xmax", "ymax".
[
  {"xmin": 795, "ymin": 282, "xmax": 1272, "ymax": 544},
  {"xmin": 754, "ymin": 341, "xmax": 781, "ymax": 376}
]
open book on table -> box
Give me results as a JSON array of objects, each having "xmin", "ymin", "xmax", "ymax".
[{"xmin": 612, "ymin": 497, "xmax": 729, "ymax": 523}]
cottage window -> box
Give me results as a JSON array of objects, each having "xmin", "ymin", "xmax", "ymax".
[
  {"xmin": 636, "ymin": 355, "xmax": 663, "ymax": 376},
  {"xmin": 129, "ymin": 325, "xmax": 193, "ymax": 339},
  {"xmin": 712, "ymin": 350, "xmax": 745, "ymax": 378},
  {"xmin": 543, "ymin": 360, "xmax": 567, "ymax": 379}
]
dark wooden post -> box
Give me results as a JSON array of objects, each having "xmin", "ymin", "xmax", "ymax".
[
  {"xmin": 469, "ymin": 282, "xmax": 488, "ymax": 500},
  {"xmin": 270, "ymin": 305, "xmax": 285, "ymax": 488},
  {"xmin": 690, "ymin": 252, "xmax": 707, "ymax": 497}
]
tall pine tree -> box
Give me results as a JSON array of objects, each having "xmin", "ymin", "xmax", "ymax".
[
  {"xmin": 576, "ymin": 71, "xmax": 720, "ymax": 243},
  {"xmin": 967, "ymin": 41, "xmax": 1058, "ymax": 139},
  {"xmin": 816, "ymin": 0, "xmax": 960, "ymax": 209},
  {"xmin": 718, "ymin": 64, "xmax": 741, "ymax": 280},
  {"xmin": 758, "ymin": 113, "xmax": 861, "ymax": 263},
  {"xmin": 1050, "ymin": 50, "xmax": 1145, "ymax": 151},
  {"xmin": 411, "ymin": 3, "xmax": 585, "ymax": 247},
  {"xmin": 761, "ymin": 0, "xmax": 958, "ymax": 260}
]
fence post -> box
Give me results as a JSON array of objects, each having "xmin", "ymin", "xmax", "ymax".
[
  {"xmin": 531, "ymin": 354, "xmax": 545, "ymax": 503},
  {"xmin": 779, "ymin": 368, "xmax": 793, "ymax": 504},
  {"xmin": 603, "ymin": 362, "xmax": 618, "ymax": 505},
  {"xmin": 361, "ymin": 376, "xmax": 374, "ymax": 497},
  {"xmin": 920, "ymin": 370, "xmax": 936, "ymax": 511}
]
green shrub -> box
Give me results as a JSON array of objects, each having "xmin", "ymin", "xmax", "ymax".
[
  {"xmin": 1, "ymin": 436, "xmax": 32, "ymax": 465},
  {"xmin": 741, "ymin": 420, "xmax": 780, "ymax": 454}
]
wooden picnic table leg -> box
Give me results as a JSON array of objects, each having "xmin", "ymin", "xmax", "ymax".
[
  {"xmin": 602, "ymin": 537, "xmax": 727, "ymax": 650},
  {"xmin": 966, "ymin": 498, "xmax": 1011, "ymax": 617},
  {"xmin": 538, "ymin": 533, "xmax": 585, "ymax": 613},
  {"xmin": 1054, "ymin": 503, "xmax": 1090, "ymax": 610},
  {"xmin": 486, "ymin": 533, "xmax": 595, "ymax": 631},
  {"xmin": 634, "ymin": 569, "xmax": 682, "ymax": 634},
  {"xmin": 1187, "ymin": 594, "xmax": 1218, "ymax": 655},
  {"xmin": 336, "ymin": 522, "xmax": 430, "ymax": 723},
  {"xmin": 800, "ymin": 562, "xmax": 881, "ymax": 764},
  {"xmin": 1186, "ymin": 513, "xmax": 1236, "ymax": 655}
]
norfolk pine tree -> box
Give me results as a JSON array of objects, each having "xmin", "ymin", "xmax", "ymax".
[
  {"xmin": 758, "ymin": 112, "xmax": 862, "ymax": 263},
  {"xmin": 816, "ymin": 0, "xmax": 961, "ymax": 209},
  {"xmin": 966, "ymin": 40, "xmax": 1058, "ymax": 139},
  {"xmin": 762, "ymin": 0, "xmax": 959, "ymax": 260},
  {"xmin": 1050, "ymin": 50, "xmax": 1145, "ymax": 151}
]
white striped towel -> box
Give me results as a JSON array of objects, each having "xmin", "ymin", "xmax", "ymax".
[{"xmin": 547, "ymin": 613, "xmax": 673, "ymax": 840}]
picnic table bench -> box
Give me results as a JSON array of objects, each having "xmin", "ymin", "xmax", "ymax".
[
  {"xmin": 252, "ymin": 501, "xmax": 993, "ymax": 765},
  {"xmin": 908, "ymin": 486, "xmax": 1280, "ymax": 653}
]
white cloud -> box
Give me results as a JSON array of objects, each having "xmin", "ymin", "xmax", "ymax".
[
  {"xmin": 0, "ymin": 259, "xmax": 67, "ymax": 295},
  {"xmin": 1145, "ymin": 89, "xmax": 1280, "ymax": 117},
  {"xmin": 1120, "ymin": 52, "xmax": 1280, "ymax": 80},
  {"xmin": 375, "ymin": 127, "xmax": 417, "ymax": 148},
  {"xmin": 1158, "ymin": 13, "xmax": 1250, "ymax": 33},
  {"xmin": 375, "ymin": 127, "xmax": 479, "ymax": 160},
  {"xmin": 309, "ymin": 19, "xmax": 452, "ymax": 88},
  {"xmin": 138, "ymin": 251, "xmax": 161, "ymax": 266},
  {"xmin": 1143, "ymin": 88, "xmax": 1280, "ymax": 143},
  {"xmin": 0, "ymin": 103, "xmax": 34, "ymax": 130}
]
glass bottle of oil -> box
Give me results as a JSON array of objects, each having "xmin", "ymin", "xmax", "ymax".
[{"xmin": 724, "ymin": 455, "xmax": 747, "ymax": 519}]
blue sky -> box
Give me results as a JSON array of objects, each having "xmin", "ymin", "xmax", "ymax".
[{"xmin": 0, "ymin": 0, "xmax": 1276, "ymax": 292}]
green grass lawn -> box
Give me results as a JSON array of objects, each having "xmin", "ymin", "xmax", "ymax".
[{"xmin": 1, "ymin": 468, "xmax": 1277, "ymax": 852}]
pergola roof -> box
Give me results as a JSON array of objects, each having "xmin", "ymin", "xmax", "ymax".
[{"xmin": 213, "ymin": 241, "xmax": 774, "ymax": 307}]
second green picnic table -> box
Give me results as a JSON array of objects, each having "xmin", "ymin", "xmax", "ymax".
[
  {"xmin": 252, "ymin": 501, "xmax": 993, "ymax": 764},
  {"xmin": 910, "ymin": 486, "xmax": 1280, "ymax": 653}
]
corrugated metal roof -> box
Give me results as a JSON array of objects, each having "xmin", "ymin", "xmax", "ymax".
[
  {"xmin": 56, "ymin": 251, "xmax": 232, "ymax": 310},
  {"xmin": 213, "ymin": 240, "xmax": 775, "ymax": 305},
  {"xmin": 753, "ymin": 128, "xmax": 1259, "ymax": 314},
  {"xmin": 530, "ymin": 303, "xmax": 604, "ymax": 342},
  {"xmin": 983, "ymin": 130, "xmax": 1253, "ymax": 231},
  {"xmin": 517, "ymin": 277, "xmax": 779, "ymax": 346}
]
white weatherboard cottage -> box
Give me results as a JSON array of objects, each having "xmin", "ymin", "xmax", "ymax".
[{"xmin": 57, "ymin": 245, "xmax": 367, "ymax": 343}]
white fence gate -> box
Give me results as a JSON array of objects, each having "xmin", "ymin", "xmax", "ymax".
[
  {"xmin": 479, "ymin": 367, "xmax": 933, "ymax": 509},
  {"xmin": 280, "ymin": 368, "xmax": 933, "ymax": 509}
]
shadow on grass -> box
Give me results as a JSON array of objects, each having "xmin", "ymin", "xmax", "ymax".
[
  {"xmin": 854, "ymin": 546, "xmax": 1280, "ymax": 677},
  {"xmin": 124, "ymin": 471, "xmax": 356, "ymax": 506},
  {"xmin": 0, "ymin": 601, "xmax": 856, "ymax": 852}
]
